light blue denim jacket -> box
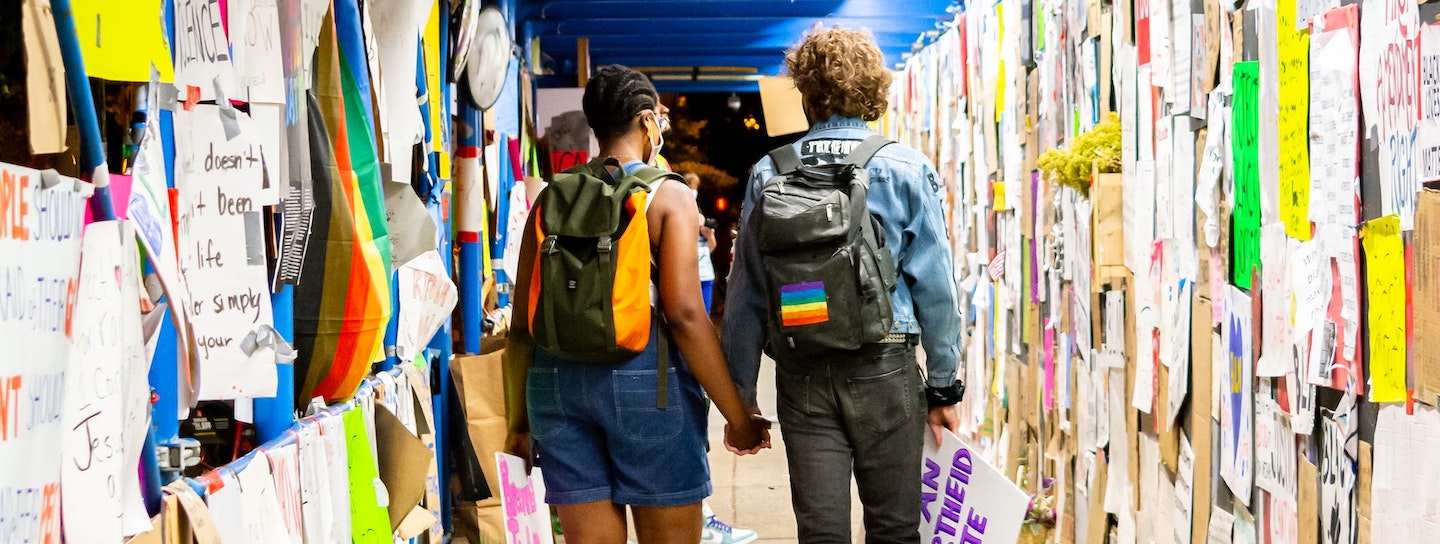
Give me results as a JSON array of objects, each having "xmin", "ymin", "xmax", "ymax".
[{"xmin": 721, "ymin": 116, "xmax": 962, "ymax": 406}]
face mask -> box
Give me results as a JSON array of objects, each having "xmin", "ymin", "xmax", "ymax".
[{"xmin": 646, "ymin": 114, "xmax": 665, "ymax": 166}]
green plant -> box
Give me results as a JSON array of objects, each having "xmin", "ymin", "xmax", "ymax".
[{"xmin": 1036, "ymin": 112, "xmax": 1122, "ymax": 197}]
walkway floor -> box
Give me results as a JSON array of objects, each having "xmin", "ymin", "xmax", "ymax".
[{"xmin": 702, "ymin": 357, "xmax": 865, "ymax": 543}]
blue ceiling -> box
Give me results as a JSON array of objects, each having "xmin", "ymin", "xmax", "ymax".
[{"xmin": 518, "ymin": 0, "xmax": 963, "ymax": 93}]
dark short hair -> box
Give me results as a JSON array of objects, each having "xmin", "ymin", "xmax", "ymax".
[{"xmin": 582, "ymin": 65, "xmax": 659, "ymax": 141}]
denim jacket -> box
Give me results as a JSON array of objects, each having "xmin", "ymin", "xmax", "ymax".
[{"xmin": 721, "ymin": 116, "xmax": 962, "ymax": 406}]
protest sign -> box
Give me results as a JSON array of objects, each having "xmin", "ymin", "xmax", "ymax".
[
  {"xmin": 496, "ymin": 453, "xmax": 554, "ymax": 544},
  {"xmin": 61, "ymin": 220, "xmax": 153, "ymax": 541},
  {"xmin": 920, "ymin": 429, "xmax": 1029, "ymax": 544},
  {"xmin": 0, "ymin": 164, "xmax": 90, "ymax": 543},
  {"xmin": 174, "ymin": 105, "xmax": 278, "ymax": 400}
]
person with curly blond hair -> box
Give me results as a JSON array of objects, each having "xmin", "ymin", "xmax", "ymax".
[{"xmin": 723, "ymin": 26, "xmax": 965, "ymax": 543}]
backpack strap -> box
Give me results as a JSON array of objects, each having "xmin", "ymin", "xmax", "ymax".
[
  {"xmin": 767, "ymin": 144, "xmax": 803, "ymax": 175},
  {"xmin": 615, "ymin": 164, "xmax": 678, "ymax": 410},
  {"xmin": 843, "ymin": 135, "xmax": 892, "ymax": 168}
]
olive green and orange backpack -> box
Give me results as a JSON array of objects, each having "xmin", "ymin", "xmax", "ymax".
[{"xmin": 526, "ymin": 158, "xmax": 683, "ymax": 405}]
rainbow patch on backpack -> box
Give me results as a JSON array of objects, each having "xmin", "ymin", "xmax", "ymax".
[{"xmin": 780, "ymin": 281, "xmax": 829, "ymax": 326}]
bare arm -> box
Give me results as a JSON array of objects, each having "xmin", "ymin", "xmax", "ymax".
[
  {"xmin": 503, "ymin": 208, "xmax": 540, "ymax": 452},
  {"xmin": 650, "ymin": 181, "xmax": 765, "ymax": 450}
]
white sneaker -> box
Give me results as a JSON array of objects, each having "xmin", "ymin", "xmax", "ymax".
[{"xmin": 700, "ymin": 502, "xmax": 758, "ymax": 544}]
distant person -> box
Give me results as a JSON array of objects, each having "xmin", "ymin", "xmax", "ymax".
[
  {"xmin": 722, "ymin": 27, "xmax": 965, "ymax": 543},
  {"xmin": 505, "ymin": 64, "xmax": 770, "ymax": 544},
  {"xmin": 680, "ymin": 171, "xmax": 719, "ymax": 314}
]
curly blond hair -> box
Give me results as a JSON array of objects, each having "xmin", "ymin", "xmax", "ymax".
[{"xmin": 785, "ymin": 26, "xmax": 892, "ymax": 122}]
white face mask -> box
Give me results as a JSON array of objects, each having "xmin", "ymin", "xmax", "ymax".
[{"xmin": 646, "ymin": 114, "xmax": 665, "ymax": 166}]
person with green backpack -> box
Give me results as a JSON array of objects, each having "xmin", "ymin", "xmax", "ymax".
[{"xmin": 503, "ymin": 64, "xmax": 771, "ymax": 544}]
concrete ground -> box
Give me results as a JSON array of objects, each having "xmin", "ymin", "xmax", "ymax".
[
  {"xmin": 701, "ymin": 356, "xmax": 865, "ymax": 543},
  {"xmin": 489, "ymin": 355, "xmax": 865, "ymax": 544}
]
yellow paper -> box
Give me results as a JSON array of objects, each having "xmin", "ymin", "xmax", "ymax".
[
  {"xmin": 993, "ymin": 180, "xmax": 1007, "ymax": 211},
  {"xmin": 423, "ymin": 5, "xmax": 447, "ymax": 178},
  {"xmin": 345, "ymin": 408, "xmax": 391, "ymax": 543},
  {"xmin": 71, "ymin": 0, "xmax": 174, "ymax": 82},
  {"xmin": 1276, "ymin": 0, "xmax": 1311, "ymax": 240},
  {"xmin": 1361, "ymin": 215, "xmax": 1406, "ymax": 402}
]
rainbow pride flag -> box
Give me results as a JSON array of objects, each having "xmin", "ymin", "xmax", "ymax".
[
  {"xmin": 293, "ymin": 4, "xmax": 393, "ymax": 406},
  {"xmin": 780, "ymin": 282, "xmax": 829, "ymax": 327}
]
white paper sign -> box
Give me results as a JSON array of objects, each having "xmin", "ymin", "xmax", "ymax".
[
  {"xmin": 921, "ymin": 429, "xmax": 1029, "ymax": 544},
  {"xmin": 496, "ymin": 453, "xmax": 555, "ymax": 544},
  {"xmin": 61, "ymin": 220, "xmax": 152, "ymax": 541},
  {"xmin": 397, "ymin": 250, "xmax": 458, "ymax": 360},
  {"xmin": 175, "ymin": 105, "xmax": 278, "ymax": 400},
  {"xmin": 0, "ymin": 164, "xmax": 89, "ymax": 543},
  {"xmin": 174, "ymin": 0, "xmax": 238, "ymax": 101}
]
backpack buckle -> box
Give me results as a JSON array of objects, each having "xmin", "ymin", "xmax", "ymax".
[
  {"xmin": 541, "ymin": 235, "xmax": 559, "ymax": 255},
  {"xmin": 597, "ymin": 237, "xmax": 614, "ymax": 253}
]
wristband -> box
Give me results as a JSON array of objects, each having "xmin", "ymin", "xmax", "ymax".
[{"xmin": 926, "ymin": 380, "xmax": 966, "ymax": 408}]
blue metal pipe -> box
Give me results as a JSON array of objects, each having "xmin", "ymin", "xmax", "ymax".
[
  {"xmin": 48, "ymin": 0, "xmax": 114, "ymax": 221},
  {"xmin": 254, "ymin": 286, "xmax": 297, "ymax": 443}
]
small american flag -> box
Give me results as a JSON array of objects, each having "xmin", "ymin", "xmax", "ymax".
[{"xmin": 987, "ymin": 249, "xmax": 1007, "ymax": 280}]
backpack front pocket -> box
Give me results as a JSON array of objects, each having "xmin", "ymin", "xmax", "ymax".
[{"xmin": 765, "ymin": 245, "xmax": 863, "ymax": 355}]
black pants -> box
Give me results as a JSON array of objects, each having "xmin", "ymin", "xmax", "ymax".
[{"xmin": 775, "ymin": 342, "xmax": 927, "ymax": 543}]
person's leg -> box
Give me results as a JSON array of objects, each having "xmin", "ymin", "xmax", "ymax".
[
  {"xmin": 556, "ymin": 501, "xmax": 628, "ymax": 544},
  {"xmin": 776, "ymin": 363, "xmax": 854, "ymax": 543},
  {"xmin": 838, "ymin": 345, "xmax": 928, "ymax": 544},
  {"xmin": 632, "ymin": 503, "xmax": 704, "ymax": 544}
]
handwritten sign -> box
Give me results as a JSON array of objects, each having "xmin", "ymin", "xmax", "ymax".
[
  {"xmin": 496, "ymin": 453, "xmax": 555, "ymax": 544},
  {"xmin": 173, "ymin": 0, "xmax": 237, "ymax": 101},
  {"xmin": 396, "ymin": 252, "xmax": 456, "ymax": 360},
  {"xmin": 1361, "ymin": 215, "xmax": 1407, "ymax": 402},
  {"xmin": 321, "ymin": 414, "xmax": 353, "ymax": 542},
  {"xmin": 1257, "ymin": 223, "xmax": 1291, "ymax": 378},
  {"xmin": 1278, "ymin": 0, "xmax": 1312, "ymax": 239},
  {"xmin": 295, "ymin": 422, "xmax": 335, "ymax": 544},
  {"xmin": 237, "ymin": 452, "xmax": 291, "ymax": 542},
  {"xmin": 1254, "ymin": 399, "xmax": 1297, "ymax": 498},
  {"xmin": 1231, "ymin": 62, "xmax": 1261, "ymax": 289},
  {"xmin": 229, "ymin": 0, "xmax": 285, "ymax": 104},
  {"xmin": 61, "ymin": 220, "xmax": 152, "ymax": 542},
  {"xmin": 266, "ymin": 443, "xmax": 305, "ymax": 543},
  {"xmin": 175, "ymin": 105, "xmax": 278, "ymax": 400},
  {"xmin": 1360, "ymin": 0, "xmax": 1421, "ymax": 229},
  {"xmin": 1308, "ymin": 27, "xmax": 1361, "ymax": 227},
  {"xmin": 0, "ymin": 163, "xmax": 88, "ymax": 543},
  {"xmin": 1221, "ymin": 285, "xmax": 1254, "ymax": 505},
  {"xmin": 1319, "ymin": 412, "xmax": 1356, "ymax": 544},
  {"xmin": 920, "ymin": 429, "xmax": 1029, "ymax": 544}
]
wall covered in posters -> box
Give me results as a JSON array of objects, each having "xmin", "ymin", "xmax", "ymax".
[{"xmin": 883, "ymin": 0, "xmax": 1440, "ymax": 540}]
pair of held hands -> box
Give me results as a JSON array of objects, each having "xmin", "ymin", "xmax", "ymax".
[
  {"xmin": 722, "ymin": 404, "xmax": 962, "ymax": 455},
  {"xmin": 504, "ymin": 404, "xmax": 961, "ymax": 461}
]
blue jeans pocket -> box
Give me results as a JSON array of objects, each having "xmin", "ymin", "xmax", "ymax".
[
  {"xmin": 613, "ymin": 368, "xmax": 683, "ymax": 441},
  {"xmin": 777, "ymin": 369, "xmax": 812, "ymax": 419},
  {"xmin": 527, "ymin": 367, "xmax": 565, "ymax": 441},
  {"xmin": 846, "ymin": 365, "xmax": 916, "ymax": 435}
]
